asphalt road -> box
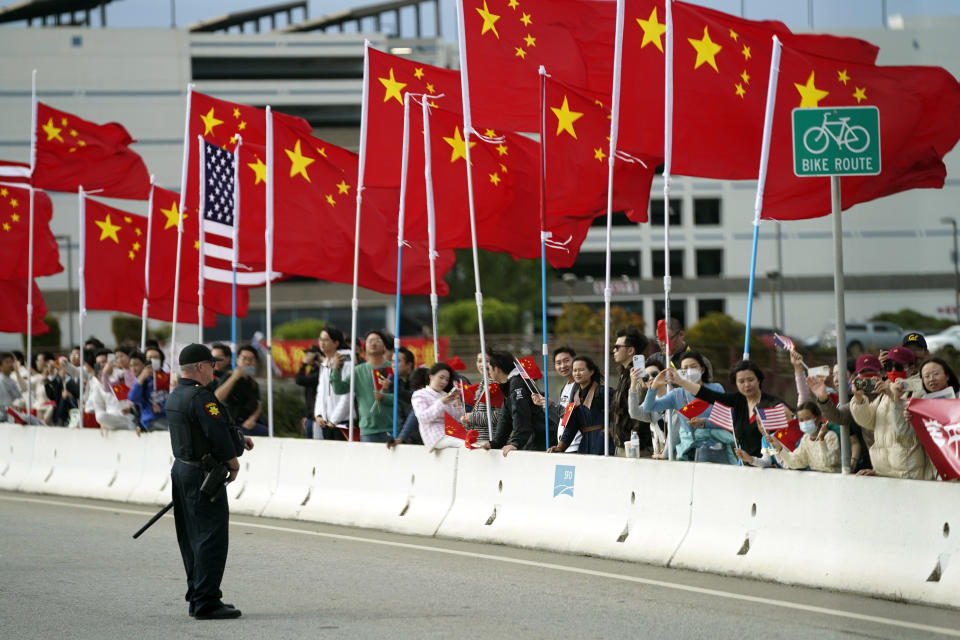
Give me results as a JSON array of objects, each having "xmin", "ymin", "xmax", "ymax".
[{"xmin": 2, "ymin": 491, "xmax": 959, "ymax": 640}]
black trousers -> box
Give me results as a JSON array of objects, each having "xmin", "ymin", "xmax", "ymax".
[{"xmin": 171, "ymin": 460, "xmax": 229, "ymax": 614}]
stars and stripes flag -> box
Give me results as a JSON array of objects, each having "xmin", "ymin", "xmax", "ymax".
[
  {"xmin": 707, "ymin": 402, "xmax": 734, "ymax": 432},
  {"xmin": 773, "ymin": 333, "xmax": 796, "ymax": 352},
  {"xmin": 756, "ymin": 405, "xmax": 791, "ymax": 432},
  {"xmin": 200, "ymin": 141, "xmax": 272, "ymax": 286}
]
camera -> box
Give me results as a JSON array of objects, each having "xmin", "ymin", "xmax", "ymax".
[{"xmin": 854, "ymin": 377, "xmax": 877, "ymax": 393}]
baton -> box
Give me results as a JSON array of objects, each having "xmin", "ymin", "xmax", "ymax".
[{"xmin": 132, "ymin": 501, "xmax": 173, "ymax": 539}]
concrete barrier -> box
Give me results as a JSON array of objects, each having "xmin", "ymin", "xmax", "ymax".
[
  {"xmin": 126, "ymin": 432, "xmax": 174, "ymax": 506},
  {"xmin": 259, "ymin": 439, "xmax": 321, "ymax": 520},
  {"xmin": 18, "ymin": 426, "xmax": 65, "ymax": 494},
  {"xmin": 226, "ymin": 436, "xmax": 282, "ymax": 516},
  {"xmin": 0, "ymin": 424, "xmax": 36, "ymax": 491},
  {"xmin": 297, "ymin": 441, "xmax": 458, "ymax": 536},
  {"xmin": 42, "ymin": 428, "xmax": 129, "ymax": 500}
]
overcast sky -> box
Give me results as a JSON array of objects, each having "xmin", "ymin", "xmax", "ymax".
[{"xmin": 6, "ymin": 0, "xmax": 960, "ymax": 36}]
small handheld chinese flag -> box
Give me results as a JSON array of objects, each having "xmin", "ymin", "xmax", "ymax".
[
  {"xmin": 774, "ymin": 418, "xmax": 805, "ymax": 452},
  {"xmin": 678, "ymin": 398, "xmax": 709, "ymax": 419},
  {"xmin": 515, "ymin": 356, "xmax": 543, "ymax": 380},
  {"xmin": 446, "ymin": 356, "xmax": 466, "ymax": 371},
  {"xmin": 443, "ymin": 412, "xmax": 478, "ymax": 449},
  {"xmin": 372, "ymin": 367, "xmax": 394, "ymax": 391}
]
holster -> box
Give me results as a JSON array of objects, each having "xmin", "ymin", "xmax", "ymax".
[{"xmin": 199, "ymin": 453, "xmax": 228, "ymax": 502}]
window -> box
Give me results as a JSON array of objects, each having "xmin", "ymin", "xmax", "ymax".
[
  {"xmin": 589, "ymin": 211, "xmax": 634, "ymax": 227},
  {"xmin": 698, "ymin": 298, "xmax": 726, "ymax": 319},
  {"xmin": 693, "ymin": 198, "xmax": 721, "ymax": 225},
  {"xmin": 654, "ymin": 300, "xmax": 687, "ymax": 329},
  {"xmin": 650, "ymin": 199, "xmax": 681, "ymax": 226},
  {"xmin": 695, "ymin": 249, "xmax": 723, "ymax": 277},
  {"xmin": 652, "ymin": 249, "xmax": 684, "ymax": 278},
  {"xmin": 569, "ymin": 250, "xmax": 640, "ymax": 280}
]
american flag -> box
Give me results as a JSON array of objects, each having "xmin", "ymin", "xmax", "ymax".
[
  {"xmin": 707, "ymin": 402, "xmax": 734, "ymax": 432},
  {"xmin": 756, "ymin": 405, "xmax": 791, "ymax": 432},
  {"xmin": 773, "ymin": 333, "xmax": 796, "ymax": 352},
  {"xmin": 200, "ymin": 141, "xmax": 270, "ymax": 286}
]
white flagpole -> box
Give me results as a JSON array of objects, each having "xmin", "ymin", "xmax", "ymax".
[
  {"xmin": 197, "ymin": 135, "xmax": 206, "ymax": 343},
  {"xmin": 171, "ymin": 83, "xmax": 194, "ymax": 372},
  {"xmin": 348, "ymin": 42, "xmax": 373, "ymax": 442},
  {"xmin": 662, "ymin": 0, "xmax": 677, "ymax": 459},
  {"xmin": 392, "ymin": 92, "xmax": 413, "ymax": 438},
  {"xmin": 78, "ymin": 187, "xmax": 86, "ymax": 419},
  {"xmin": 455, "ymin": 0, "xmax": 494, "ymax": 436},
  {"xmin": 141, "ymin": 176, "xmax": 155, "ymax": 352},
  {"xmin": 26, "ymin": 70, "xmax": 38, "ymax": 418},
  {"xmin": 421, "ymin": 96, "xmax": 441, "ymax": 362},
  {"xmin": 265, "ymin": 107, "xmax": 275, "ymax": 438},
  {"xmin": 231, "ymin": 136, "xmax": 242, "ymax": 367}
]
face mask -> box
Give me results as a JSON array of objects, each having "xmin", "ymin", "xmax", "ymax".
[
  {"xmin": 799, "ymin": 420, "xmax": 818, "ymax": 435},
  {"xmin": 886, "ymin": 370, "xmax": 907, "ymax": 383},
  {"xmin": 682, "ymin": 369, "xmax": 701, "ymax": 383}
]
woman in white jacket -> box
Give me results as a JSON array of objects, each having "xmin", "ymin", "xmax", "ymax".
[{"xmin": 313, "ymin": 326, "xmax": 353, "ymax": 440}]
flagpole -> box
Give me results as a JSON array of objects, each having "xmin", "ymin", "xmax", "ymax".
[
  {"xmin": 26, "ymin": 69, "xmax": 38, "ymax": 418},
  {"xmin": 538, "ymin": 66, "xmax": 551, "ymax": 452},
  {"xmin": 78, "ymin": 186, "xmax": 86, "ymax": 419},
  {"xmin": 744, "ymin": 36, "xmax": 782, "ymax": 360},
  {"xmin": 392, "ymin": 92, "xmax": 414, "ymax": 439},
  {"xmin": 171, "ymin": 83, "xmax": 194, "ymax": 372},
  {"xmin": 230, "ymin": 136, "xmax": 242, "ymax": 367},
  {"xmin": 421, "ymin": 96, "xmax": 441, "ymax": 362},
  {"xmin": 265, "ymin": 106, "xmax": 275, "ymax": 438},
  {"xmin": 455, "ymin": 0, "xmax": 494, "ymax": 437},
  {"xmin": 662, "ymin": 0, "xmax": 677, "ymax": 459},
  {"xmin": 197, "ymin": 135, "xmax": 206, "ymax": 343},
  {"xmin": 142, "ymin": 177, "xmax": 155, "ymax": 352},
  {"xmin": 348, "ymin": 42, "xmax": 374, "ymax": 443}
]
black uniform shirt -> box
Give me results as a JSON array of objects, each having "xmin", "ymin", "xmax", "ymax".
[{"xmin": 167, "ymin": 377, "xmax": 242, "ymax": 463}]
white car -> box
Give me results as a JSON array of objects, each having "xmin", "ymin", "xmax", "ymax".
[{"xmin": 925, "ymin": 325, "xmax": 960, "ymax": 352}]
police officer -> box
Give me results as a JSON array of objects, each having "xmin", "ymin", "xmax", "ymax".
[{"xmin": 167, "ymin": 343, "xmax": 253, "ymax": 620}]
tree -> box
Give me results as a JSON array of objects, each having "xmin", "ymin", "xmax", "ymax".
[
  {"xmin": 869, "ymin": 309, "xmax": 953, "ymax": 332},
  {"xmin": 274, "ymin": 317, "xmax": 331, "ymax": 341},
  {"xmin": 443, "ymin": 249, "xmax": 552, "ymax": 326},
  {"xmin": 438, "ymin": 298, "xmax": 519, "ymax": 335},
  {"xmin": 22, "ymin": 314, "xmax": 60, "ymax": 350},
  {"xmin": 686, "ymin": 312, "xmax": 769, "ymax": 372},
  {"xmin": 555, "ymin": 303, "xmax": 645, "ymax": 336}
]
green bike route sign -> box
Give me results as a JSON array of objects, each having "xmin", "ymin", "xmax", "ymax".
[{"xmin": 792, "ymin": 106, "xmax": 881, "ymax": 177}]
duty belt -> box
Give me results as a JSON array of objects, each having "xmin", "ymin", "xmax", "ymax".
[{"xmin": 175, "ymin": 457, "xmax": 202, "ymax": 467}]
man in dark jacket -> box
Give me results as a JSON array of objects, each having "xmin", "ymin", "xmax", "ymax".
[
  {"xmin": 488, "ymin": 350, "xmax": 546, "ymax": 456},
  {"xmin": 295, "ymin": 346, "xmax": 321, "ymax": 437},
  {"xmin": 612, "ymin": 326, "xmax": 651, "ymax": 457}
]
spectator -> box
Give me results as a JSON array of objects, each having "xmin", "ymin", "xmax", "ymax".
[
  {"xmin": 656, "ymin": 317, "xmax": 712, "ymax": 374},
  {"xmin": 849, "ymin": 349, "xmax": 936, "ymax": 479},
  {"xmin": 296, "ymin": 345, "xmax": 321, "ymax": 438},
  {"xmin": 533, "ymin": 346, "xmax": 579, "ymax": 452},
  {"xmin": 642, "ymin": 351, "xmax": 734, "ymax": 464},
  {"xmin": 389, "ymin": 366, "xmax": 429, "ymax": 447},
  {"xmin": 128, "ymin": 350, "xmax": 169, "ymax": 432},
  {"xmin": 84, "ymin": 367, "xmax": 135, "ymax": 431},
  {"xmin": 461, "ymin": 351, "xmax": 501, "ymax": 443},
  {"xmin": 918, "ymin": 357, "xmax": 960, "ymax": 397},
  {"xmin": 313, "ymin": 326, "xmax": 353, "ymax": 441},
  {"xmin": 101, "ymin": 345, "xmax": 136, "ymax": 391},
  {"xmin": 384, "ymin": 346, "xmax": 416, "ymax": 426},
  {"xmin": 627, "ymin": 355, "xmax": 669, "ymax": 455},
  {"xmin": 209, "ymin": 343, "xmax": 233, "ymax": 388},
  {"xmin": 330, "ymin": 329, "xmax": 394, "ymax": 443},
  {"xmin": 611, "ymin": 327, "xmax": 651, "ymax": 456},
  {"xmin": 802, "ymin": 359, "xmax": 870, "ymax": 473},
  {"xmin": 901, "ymin": 332, "xmax": 930, "ymax": 362},
  {"xmin": 489, "ymin": 350, "xmax": 546, "ymax": 456},
  {"xmin": 411, "ymin": 362, "xmax": 465, "ymax": 451},
  {"xmin": 213, "ymin": 344, "xmax": 268, "ymax": 436},
  {"xmin": 549, "ymin": 356, "xmax": 614, "ymax": 455},
  {"xmin": 765, "ymin": 401, "xmax": 841, "ymax": 473},
  {"xmin": 0, "ymin": 352, "xmax": 22, "ymax": 422},
  {"xmin": 668, "ymin": 359, "xmax": 791, "ymax": 462}
]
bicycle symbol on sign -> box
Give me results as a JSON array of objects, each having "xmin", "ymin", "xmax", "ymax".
[{"xmin": 802, "ymin": 112, "xmax": 870, "ymax": 155}]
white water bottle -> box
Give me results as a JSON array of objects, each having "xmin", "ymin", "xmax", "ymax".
[{"xmin": 628, "ymin": 430, "xmax": 640, "ymax": 458}]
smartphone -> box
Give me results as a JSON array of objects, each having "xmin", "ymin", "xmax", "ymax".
[{"xmin": 633, "ymin": 354, "xmax": 645, "ymax": 371}]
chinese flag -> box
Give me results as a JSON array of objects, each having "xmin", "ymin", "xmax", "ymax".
[
  {"xmin": 34, "ymin": 103, "xmax": 150, "ymax": 199},
  {"xmin": 147, "ymin": 185, "xmax": 249, "ymax": 318},
  {"xmin": 0, "ymin": 279, "xmax": 49, "ymax": 335},
  {"xmin": 619, "ymin": 0, "xmax": 879, "ymax": 179},
  {"xmin": 678, "ymin": 398, "xmax": 709, "ymax": 419},
  {"xmin": 761, "ymin": 43, "xmax": 960, "ymax": 220},
  {"xmin": 462, "ymin": 382, "xmax": 504, "ymax": 408},
  {"xmin": 83, "ymin": 197, "xmax": 146, "ymax": 315},
  {"xmin": 460, "ymin": 0, "xmax": 617, "ymax": 132},
  {"xmin": 515, "ymin": 355, "xmax": 543, "ymax": 380},
  {"xmin": 446, "ymin": 356, "xmax": 467, "ymax": 371},
  {"xmin": 774, "ymin": 418, "xmax": 805, "ymax": 452},
  {"xmin": 0, "ymin": 184, "xmax": 62, "ymax": 279}
]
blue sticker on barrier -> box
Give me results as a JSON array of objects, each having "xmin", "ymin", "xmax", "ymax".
[{"xmin": 553, "ymin": 464, "xmax": 575, "ymax": 498}]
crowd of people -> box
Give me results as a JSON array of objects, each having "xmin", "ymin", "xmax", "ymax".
[{"xmin": 3, "ymin": 319, "xmax": 956, "ymax": 481}]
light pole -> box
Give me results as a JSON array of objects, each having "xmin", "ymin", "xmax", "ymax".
[{"xmin": 942, "ymin": 217, "xmax": 960, "ymax": 324}]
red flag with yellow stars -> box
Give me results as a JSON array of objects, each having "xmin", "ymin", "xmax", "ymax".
[
  {"xmin": 33, "ymin": 103, "xmax": 150, "ymax": 199},
  {"xmin": 82, "ymin": 198, "xmax": 147, "ymax": 315},
  {"xmin": 267, "ymin": 115, "xmax": 455, "ymax": 295},
  {"xmin": 364, "ymin": 46, "xmax": 463, "ymax": 187},
  {"xmin": 0, "ymin": 279, "xmax": 49, "ymax": 335},
  {"xmin": 543, "ymin": 77, "xmax": 656, "ymax": 221},
  {"xmin": 619, "ymin": 0, "xmax": 879, "ymax": 179},
  {"xmin": 0, "ymin": 183, "xmax": 62, "ymax": 279},
  {"xmin": 460, "ymin": 0, "xmax": 617, "ymax": 132},
  {"xmin": 147, "ymin": 186, "xmax": 249, "ymax": 318}
]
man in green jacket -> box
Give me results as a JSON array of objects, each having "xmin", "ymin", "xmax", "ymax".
[{"xmin": 330, "ymin": 329, "xmax": 394, "ymax": 442}]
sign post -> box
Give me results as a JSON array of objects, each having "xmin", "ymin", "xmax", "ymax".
[{"xmin": 792, "ymin": 106, "xmax": 881, "ymax": 475}]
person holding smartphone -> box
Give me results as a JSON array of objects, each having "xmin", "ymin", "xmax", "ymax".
[
  {"xmin": 212, "ymin": 344, "xmax": 267, "ymax": 436},
  {"xmin": 410, "ymin": 362, "xmax": 464, "ymax": 451}
]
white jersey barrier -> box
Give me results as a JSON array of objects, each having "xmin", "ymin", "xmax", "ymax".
[{"xmin": 1, "ymin": 425, "xmax": 957, "ymax": 608}]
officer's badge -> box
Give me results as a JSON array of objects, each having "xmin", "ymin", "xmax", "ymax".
[{"xmin": 204, "ymin": 402, "xmax": 221, "ymax": 417}]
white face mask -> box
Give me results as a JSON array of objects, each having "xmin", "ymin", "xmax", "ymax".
[
  {"xmin": 799, "ymin": 420, "xmax": 818, "ymax": 435},
  {"xmin": 682, "ymin": 368, "xmax": 702, "ymax": 383}
]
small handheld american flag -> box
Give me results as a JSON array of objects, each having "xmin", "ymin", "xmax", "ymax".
[
  {"xmin": 756, "ymin": 405, "xmax": 791, "ymax": 432},
  {"xmin": 707, "ymin": 402, "xmax": 734, "ymax": 432},
  {"xmin": 773, "ymin": 333, "xmax": 796, "ymax": 352}
]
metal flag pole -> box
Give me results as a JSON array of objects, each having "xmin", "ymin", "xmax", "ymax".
[
  {"xmin": 142, "ymin": 177, "xmax": 156, "ymax": 352},
  {"xmin": 26, "ymin": 69, "xmax": 38, "ymax": 417},
  {"xmin": 662, "ymin": 0, "xmax": 676, "ymax": 459},
  {"xmin": 197, "ymin": 135, "xmax": 206, "ymax": 343},
  {"xmin": 231, "ymin": 136, "xmax": 242, "ymax": 368},
  {"xmin": 392, "ymin": 92, "xmax": 414, "ymax": 439},
  {"xmin": 265, "ymin": 107, "xmax": 275, "ymax": 438},
  {"xmin": 78, "ymin": 186, "xmax": 86, "ymax": 418},
  {"xmin": 744, "ymin": 37, "xmax": 783, "ymax": 360},
  {"xmin": 171, "ymin": 83, "xmax": 195, "ymax": 373},
  {"xmin": 422, "ymin": 97, "xmax": 441, "ymax": 362},
  {"xmin": 538, "ymin": 66, "xmax": 551, "ymax": 451},
  {"xmin": 455, "ymin": 0, "xmax": 494, "ymax": 436},
  {"xmin": 831, "ymin": 175, "xmax": 851, "ymax": 475}
]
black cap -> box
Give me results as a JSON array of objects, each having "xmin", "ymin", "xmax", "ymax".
[
  {"xmin": 902, "ymin": 332, "xmax": 927, "ymax": 350},
  {"xmin": 179, "ymin": 343, "xmax": 223, "ymax": 366}
]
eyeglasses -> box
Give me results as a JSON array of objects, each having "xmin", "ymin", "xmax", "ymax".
[
  {"xmin": 611, "ymin": 344, "xmax": 627, "ymax": 352},
  {"xmin": 884, "ymin": 362, "xmax": 906, "ymax": 372}
]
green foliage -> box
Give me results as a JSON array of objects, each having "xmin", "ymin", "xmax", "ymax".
[
  {"xmin": 438, "ymin": 297, "xmax": 520, "ymax": 335},
  {"xmin": 262, "ymin": 385, "xmax": 306, "ymax": 438},
  {"xmin": 24, "ymin": 314, "xmax": 61, "ymax": 349},
  {"xmin": 555, "ymin": 303, "xmax": 645, "ymax": 336},
  {"xmin": 686, "ymin": 312, "xmax": 768, "ymax": 372},
  {"xmin": 869, "ymin": 309, "xmax": 953, "ymax": 332},
  {"xmin": 443, "ymin": 249, "xmax": 551, "ymax": 320},
  {"xmin": 274, "ymin": 317, "xmax": 330, "ymax": 341},
  {"xmin": 110, "ymin": 316, "xmax": 172, "ymax": 347}
]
